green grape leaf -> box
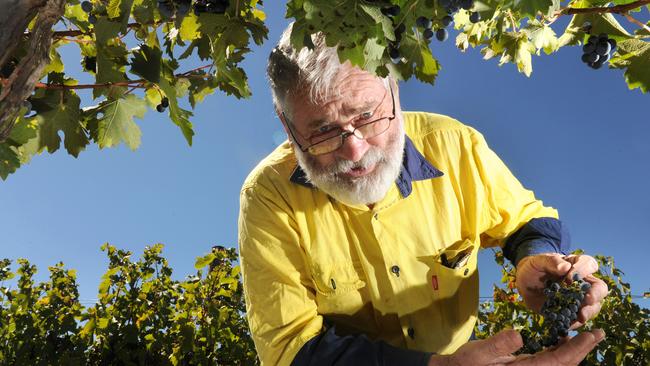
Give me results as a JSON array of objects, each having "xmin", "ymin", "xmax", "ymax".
[
  {"xmin": 484, "ymin": 32, "xmax": 534, "ymax": 77},
  {"xmin": 157, "ymin": 75, "xmax": 195, "ymax": 145},
  {"xmin": 194, "ymin": 253, "xmax": 215, "ymax": 270},
  {"xmin": 32, "ymin": 91, "xmax": 89, "ymax": 157},
  {"xmin": 0, "ymin": 143, "xmax": 20, "ymax": 180},
  {"xmin": 130, "ymin": 44, "xmax": 162, "ymax": 83},
  {"xmin": 95, "ymin": 94, "xmax": 147, "ymax": 150},
  {"xmin": 107, "ymin": 0, "xmax": 134, "ymax": 31},
  {"xmin": 525, "ymin": 20, "xmax": 559, "ymax": 55},
  {"xmin": 609, "ymin": 39, "xmax": 650, "ymax": 93},
  {"xmin": 398, "ymin": 36, "xmax": 441, "ymax": 84},
  {"xmin": 42, "ymin": 47, "xmax": 65, "ymax": 76},
  {"xmin": 514, "ymin": 0, "xmax": 555, "ymax": 19},
  {"xmin": 187, "ymin": 73, "xmax": 218, "ymax": 108},
  {"xmin": 179, "ymin": 14, "xmax": 201, "ymax": 41},
  {"xmin": 8, "ymin": 116, "xmax": 39, "ymax": 146}
]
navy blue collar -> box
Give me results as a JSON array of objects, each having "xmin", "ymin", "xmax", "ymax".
[{"xmin": 289, "ymin": 135, "xmax": 444, "ymax": 198}]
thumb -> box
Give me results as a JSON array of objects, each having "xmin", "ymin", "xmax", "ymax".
[
  {"xmin": 523, "ymin": 254, "xmax": 571, "ymax": 278},
  {"xmin": 474, "ymin": 329, "xmax": 523, "ymax": 363}
]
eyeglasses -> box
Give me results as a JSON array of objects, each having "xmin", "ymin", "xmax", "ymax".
[{"xmin": 282, "ymin": 82, "xmax": 396, "ymax": 156}]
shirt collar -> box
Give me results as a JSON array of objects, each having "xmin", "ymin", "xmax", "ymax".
[{"xmin": 289, "ymin": 135, "xmax": 444, "ymax": 198}]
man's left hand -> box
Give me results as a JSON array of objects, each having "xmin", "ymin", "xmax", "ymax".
[{"xmin": 515, "ymin": 253, "xmax": 609, "ymax": 328}]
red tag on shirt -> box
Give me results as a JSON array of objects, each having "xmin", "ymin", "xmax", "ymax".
[{"xmin": 431, "ymin": 275, "xmax": 439, "ymax": 291}]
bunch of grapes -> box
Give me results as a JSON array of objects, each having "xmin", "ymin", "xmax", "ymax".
[
  {"xmin": 193, "ymin": 0, "xmax": 230, "ymax": 15},
  {"xmin": 581, "ymin": 33, "xmax": 616, "ymax": 70},
  {"xmin": 81, "ymin": 1, "xmax": 97, "ymax": 24},
  {"xmin": 158, "ymin": 0, "xmax": 192, "ymax": 19},
  {"xmin": 518, "ymin": 273, "xmax": 592, "ymax": 354},
  {"xmin": 381, "ymin": 4, "xmax": 404, "ymax": 63},
  {"xmin": 82, "ymin": 56, "xmax": 96, "ymax": 73},
  {"xmin": 440, "ymin": 0, "xmax": 480, "ymax": 23},
  {"xmin": 156, "ymin": 97, "xmax": 170, "ymax": 113}
]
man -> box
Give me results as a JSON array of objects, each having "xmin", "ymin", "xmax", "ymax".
[{"xmin": 238, "ymin": 24, "xmax": 608, "ymax": 366}]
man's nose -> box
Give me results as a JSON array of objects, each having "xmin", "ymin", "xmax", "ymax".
[{"xmin": 335, "ymin": 133, "xmax": 369, "ymax": 162}]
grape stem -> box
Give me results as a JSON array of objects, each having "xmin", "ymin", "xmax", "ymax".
[
  {"xmin": 623, "ymin": 13, "xmax": 650, "ymax": 33},
  {"xmin": 31, "ymin": 64, "xmax": 213, "ymax": 90}
]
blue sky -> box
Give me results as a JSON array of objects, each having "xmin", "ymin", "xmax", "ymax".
[{"xmin": 1, "ymin": 3, "xmax": 648, "ymax": 309}]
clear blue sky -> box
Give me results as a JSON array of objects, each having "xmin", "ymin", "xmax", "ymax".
[{"xmin": 1, "ymin": 3, "xmax": 648, "ymax": 309}]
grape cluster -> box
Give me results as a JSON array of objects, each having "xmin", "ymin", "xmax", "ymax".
[
  {"xmin": 82, "ymin": 56, "xmax": 97, "ymax": 73},
  {"xmin": 440, "ymin": 0, "xmax": 480, "ymax": 23},
  {"xmin": 158, "ymin": 0, "xmax": 192, "ymax": 19},
  {"xmin": 193, "ymin": 0, "xmax": 230, "ymax": 15},
  {"xmin": 581, "ymin": 33, "xmax": 616, "ymax": 70},
  {"xmin": 381, "ymin": 5, "xmax": 404, "ymax": 63},
  {"xmin": 519, "ymin": 273, "xmax": 592, "ymax": 354},
  {"xmin": 156, "ymin": 97, "xmax": 170, "ymax": 113},
  {"xmin": 81, "ymin": 1, "xmax": 97, "ymax": 24}
]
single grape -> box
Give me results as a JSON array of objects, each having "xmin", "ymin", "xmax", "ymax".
[
  {"xmin": 161, "ymin": 97, "xmax": 169, "ymax": 108},
  {"xmin": 581, "ymin": 282, "xmax": 591, "ymax": 291},
  {"xmin": 608, "ymin": 38, "xmax": 617, "ymax": 50},
  {"xmin": 81, "ymin": 1, "xmax": 93, "ymax": 13},
  {"xmin": 156, "ymin": 104, "xmax": 166, "ymax": 113},
  {"xmin": 460, "ymin": 0, "xmax": 473, "ymax": 10},
  {"xmin": 382, "ymin": 5, "xmax": 400, "ymax": 17},
  {"xmin": 442, "ymin": 15, "xmax": 453, "ymax": 27},
  {"xmin": 416, "ymin": 16, "xmax": 432, "ymax": 29},
  {"xmin": 596, "ymin": 41, "xmax": 611, "ymax": 56},
  {"xmin": 436, "ymin": 28, "xmax": 448, "ymax": 42},
  {"xmin": 88, "ymin": 14, "xmax": 98, "ymax": 24},
  {"xmin": 550, "ymin": 282, "xmax": 560, "ymax": 292},
  {"xmin": 586, "ymin": 52, "xmax": 599, "ymax": 63},
  {"xmin": 423, "ymin": 28, "xmax": 434, "ymax": 40},
  {"xmin": 583, "ymin": 43, "xmax": 596, "ymax": 54},
  {"xmin": 469, "ymin": 11, "xmax": 480, "ymax": 23},
  {"xmin": 572, "ymin": 273, "xmax": 581, "ymax": 282}
]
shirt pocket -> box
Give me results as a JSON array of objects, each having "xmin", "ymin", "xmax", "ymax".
[
  {"xmin": 431, "ymin": 238, "xmax": 480, "ymax": 327},
  {"xmin": 311, "ymin": 262, "xmax": 366, "ymax": 315}
]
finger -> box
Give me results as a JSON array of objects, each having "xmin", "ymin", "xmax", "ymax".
[
  {"xmin": 578, "ymin": 302, "xmax": 603, "ymax": 324},
  {"xmin": 581, "ymin": 276, "xmax": 608, "ymax": 306},
  {"xmin": 565, "ymin": 255, "xmax": 599, "ymax": 282},
  {"xmin": 519, "ymin": 329, "xmax": 605, "ymax": 365},
  {"xmin": 474, "ymin": 329, "xmax": 523, "ymax": 363},
  {"xmin": 525, "ymin": 254, "xmax": 572, "ymax": 278}
]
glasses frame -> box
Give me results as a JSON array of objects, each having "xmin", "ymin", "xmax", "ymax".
[{"xmin": 282, "ymin": 81, "xmax": 396, "ymax": 156}]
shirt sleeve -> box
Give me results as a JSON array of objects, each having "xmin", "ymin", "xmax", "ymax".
[
  {"xmin": 292, "ymin": 324, "xmax": 432, "ymax": 366},
  {"xmin": 465, "ymin": 128, "xmax": 561, "ymax": 251},
  {"xmin": 239, "ymin": 183, "xmax": 324, "ymax": 366},
  {"xmin": 502, "ymin": 217, "xmax": 571, "ymax": 267}
]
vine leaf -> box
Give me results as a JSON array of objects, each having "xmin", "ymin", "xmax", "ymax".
[
  {"xmin": 32, "ymin": 91, "xmax": 89, "ymax": 157},
  {"xmin": 95, "ymin": 94, "xmax": 147, "ymax": 150},
  {"xmin": 610, "ymin": 39, "xmax": 650, "ymax": 93},
  {"xmin": 130, "ymin": 44, "xmax": 162, "ymax": 83},
  {"xmin": 0, "ymin": 143, "xmax": 20, "ymax": 180}
]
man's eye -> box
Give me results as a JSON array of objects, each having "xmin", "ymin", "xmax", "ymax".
[
  {"xmin": 318, "ymin": 125, "xmax": 334, "ymax": 133},
  {"xmin": 361, "ymin": 111, "xmax": 373, "ymax": 119}
]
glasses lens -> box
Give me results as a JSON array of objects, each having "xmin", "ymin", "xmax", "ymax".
[
  {"xmin": 308, "ymin": 137, "xmax": 342, "ymax": 155},
  {"xmin": 355, "ymin": 118, "xmax": 390, "ymax": 139}
]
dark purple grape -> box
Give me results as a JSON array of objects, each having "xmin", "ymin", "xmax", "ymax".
[
  {"xmin": 88, "ymin": 14, "xmax": 97, "ymax": 24},
  {"xmin": 83, "ymin": 56, "xmax": 96, "ymax": 72},
  {"xmin": 381, "ymin": 5, "xmax": 400, "ymax": 17},
  {"xmin": 161, "ymin": 97, "xmax": 169, "ymax": 108},
  {"xmin": 588, "ymin": 35, "xmax": 598, "ymax": 44},
  {"xmin": 423, "ymin": 28, "xmax": 434, "ymax": 40},
  {"xmin": 442, "ymin": 15, "xmax": 453, "ymax": 27},
  {"xmin": 583, "ymin": 43, "xmax": 596, "ymax": 54},
  {"xmin": 158, "ymin": 1, "xmax": 175, "ymax": 17},
  {"xmin": 416, "ymin": 16, "xmax": 432, "ymax": 29},
  {"xmin": 586, "ymin": 52, "xmax": 599, "ymax": 63},
  {"xmin": 469, "ymin": 11, "xmax": 480, "ymax": 23},
  {"xmin": 596, "ymin": 41, "xmax": 611, "ymax": 56},
  {"xmin": 436, "ymin": 28, "xmax": 448, "ymax": 42},
  {"xmin": 608, "ymin": 38, "xmax": 617, "ymax": 49},
  {"xmin": 395, "ymin": 23, "xmax": 406, "ymax": 37},
  {"xmin": 81, "ymin": 1, "xmax": 93, "ymax": 13},
  {"xmin": 156, "ymin": 104, "xmax": 166, "ymax": 113},
  {"xmin": 581, "ymin": 282, "xmax": 591, "ymax": 291},
  {"xmin": 598, "ymin": 33, "xmax": 608, "ymax": 41},
  {"xmin": 572, "ymin": 273, "xmax": 581, "ymax": 282},
  {"xmin": 581, "ymin": 53, "xmax": 591, "ymax": 63},
  {"xmin": 388, "ymin": 46, "xmax": 400, "ymax": 63},
  {"xmin": 460, "ymin": 0, "xmax": 473, "ymax": 10}
]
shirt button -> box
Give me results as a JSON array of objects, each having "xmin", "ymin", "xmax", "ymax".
[
  {"xmin": 464, "ymin": 268, "xmax": 469, "ymax": 276},
  {"xmin": 390, "ymin": 265, "xmax": 400, "ymax": 277},
  {"xmin": 407, "ymin": 327, "xmax": 415, "ymax": 339},
  {"xmin": 373, "ymin": 213, "xmax": 378, "ymax": 220}
]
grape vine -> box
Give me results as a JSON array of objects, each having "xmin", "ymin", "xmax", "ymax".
[{"xmin": 0, "ymin": 0, "xmax": 649, "ymax": 180}]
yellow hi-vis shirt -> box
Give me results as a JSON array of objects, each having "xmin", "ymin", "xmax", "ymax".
[{"xmin": 238, "ymin": 112, "xmax": 558, "ymax": 365}]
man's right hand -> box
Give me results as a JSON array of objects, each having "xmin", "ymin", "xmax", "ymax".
[{"xmin": 428, "ymin": 328, "xmax": 605, "ymax": 366}]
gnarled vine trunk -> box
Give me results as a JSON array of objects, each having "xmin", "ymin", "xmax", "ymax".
[{"xmin": 0, "ymin": 0, "xmax": 65, "ymax": 142}]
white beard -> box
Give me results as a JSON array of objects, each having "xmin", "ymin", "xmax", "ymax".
[{"xmin": 293, "ymin": 122, "xmax": 405, "ymax": 206}]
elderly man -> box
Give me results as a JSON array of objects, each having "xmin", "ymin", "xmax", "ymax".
[{"xmin": 238, "ymin": 24, "xmax": 608, "ymax": 366}]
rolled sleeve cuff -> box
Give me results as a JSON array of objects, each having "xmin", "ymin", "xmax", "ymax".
[{"xmin": 503, "ymin": 217, "xmax": 571, "ymax": 267}]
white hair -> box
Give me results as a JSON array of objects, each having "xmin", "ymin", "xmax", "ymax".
[{"xmin": 267, "ymin": 22, "xmax": 392, "ymax": 115}]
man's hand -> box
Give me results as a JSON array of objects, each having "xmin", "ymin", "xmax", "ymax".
[
  {"xmin": 515, "ymin": 253, "xmax": 609, "ymax": 327},
  {"xmin": 428, "ymin": 328, "xmax": 605, "ymax": 366}
]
